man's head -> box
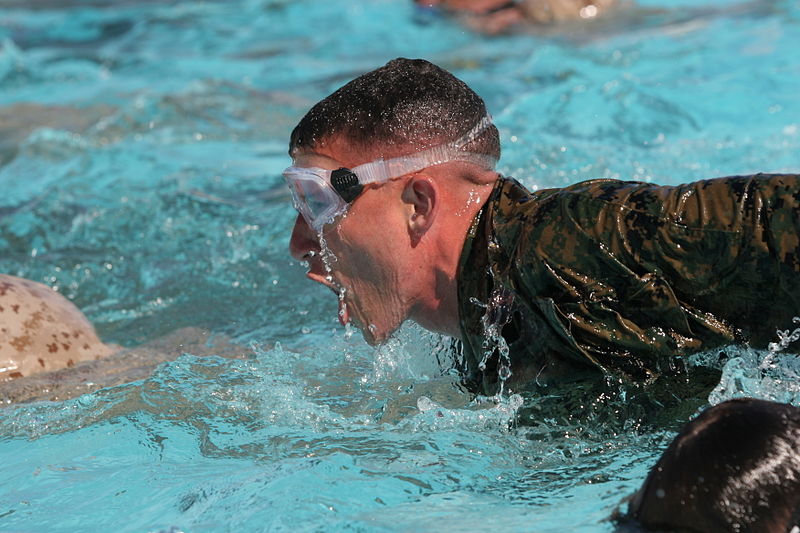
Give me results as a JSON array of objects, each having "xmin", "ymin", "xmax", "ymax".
[
  {"xmin": 627, "ymin": 398, "xmax": 800, "ymax": 533},
  {"xmin": 288, "ymin": 58, "xmax": 499, "ymax": 163},
  {"xmin": 286, "ymin": 58, "xmax": 500, "ymax": 344}
]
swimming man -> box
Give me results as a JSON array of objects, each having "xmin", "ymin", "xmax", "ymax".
[{"xmin": 285, "ymin": 58, "xmax": 800, "ymax": 396}]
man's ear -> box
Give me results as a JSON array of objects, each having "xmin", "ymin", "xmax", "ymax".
[{"xmin": 402, "ymin": 175, "xmax": 437, "ymax": 242}]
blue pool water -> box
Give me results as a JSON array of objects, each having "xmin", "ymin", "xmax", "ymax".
[{"xmin": 1, "ymin": 0, "xmax": 799, "ymax": 531}]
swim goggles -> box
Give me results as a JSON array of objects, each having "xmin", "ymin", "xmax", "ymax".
[{"xmin": 283, "ymin": 114, "xmax": 497, "ymax": 232}]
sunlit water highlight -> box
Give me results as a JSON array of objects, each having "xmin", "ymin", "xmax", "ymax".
[{"xmin": 1, "ymin": 0, "xmax": 799, "ymax": 531}]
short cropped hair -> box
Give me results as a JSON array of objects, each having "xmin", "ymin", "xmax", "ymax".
[
  {"xmin": 289, "ymin": 58, "xmax": 500, "ymax": 161},
  {"xmin": 627, "ymin": 398, "xmax": 800, "ymax": 533}
]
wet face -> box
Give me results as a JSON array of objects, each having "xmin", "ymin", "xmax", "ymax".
[{"xmin": 288, "ymin": 143, "xmax": 415, "ymax": 346}]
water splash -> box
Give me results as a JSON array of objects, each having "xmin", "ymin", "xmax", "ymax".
[
  {"xmin": 338, "ymin": 287, "xmax": 348, "ymax": 320},
  {"xmin": 708, "ymin": 343, "xmax": 800, "ymax": 406},
  {"xmin": 316, "ymin": 230, "xmax": 338, "ymax": 281},
  {"xmin": 767, "ymin": 316, "xmax": 800, "ymax": 354},
  {"xmin": 471, "ymin": 287, "xmax": 515, "ymax": 397},
  {"xmin": 363, "ymin": 323, "xmax": 446, "ymax": 384},
  {"xmin": 406, "ymin": 393, "xmax": 523, "ymax": 432}
]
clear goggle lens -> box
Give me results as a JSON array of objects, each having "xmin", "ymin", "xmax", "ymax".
[{"xmin": 283, "ymin": 166, "xmax": 347, "ymax": 231}]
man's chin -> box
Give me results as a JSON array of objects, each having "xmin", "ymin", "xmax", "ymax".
[
  {"xmin": 354, "ymin": 320, "xmax": 393, "ymax": 347},
  {"xmin": 361, "ymin": 330, "xmax": 380, "ymax": 346},
  {"xmin": 341, "ymin": 300, "xmax": 400, "ymax": 346},
  {"xmin": 359, "ymin": 323, "xmax": 382, "ymax": 346}
]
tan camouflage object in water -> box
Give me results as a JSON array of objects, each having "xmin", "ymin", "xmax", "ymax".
[
  {"xmin": 457, "ymin": 174, "xmax": 800, "ymax": 395},
  {"xmin": 0, "ymin": 274, "xmax": 114, "ymax": 380}
]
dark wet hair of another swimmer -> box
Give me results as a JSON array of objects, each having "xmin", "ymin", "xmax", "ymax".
[{"xmin": 625, "ymin": 398, "xmax": 800, "ymax": 533}]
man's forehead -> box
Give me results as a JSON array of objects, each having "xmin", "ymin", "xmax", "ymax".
[
  {"xmin": 291, "ymin": 140, "xmax": 389, "ymax": 170},
  {"xmin": 291, "ymin": 149, "xmax": 343, "ymax": 170},
  {"xmin": 290, "ymin": 135, "xmax": 368, "ymax": 169}
]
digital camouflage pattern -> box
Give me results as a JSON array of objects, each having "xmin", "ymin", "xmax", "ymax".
[{"xmin": 457, "ymin": 174, "xmax": 800, "ymax": 396}]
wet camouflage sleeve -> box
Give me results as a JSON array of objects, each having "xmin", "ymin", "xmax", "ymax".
[{"xmin": 457, "ymin": 174, "xmax": 800, "ymax": 394}]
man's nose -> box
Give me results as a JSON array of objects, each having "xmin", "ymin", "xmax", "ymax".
[{"xmin": 289, "ymin": 213, "xmax": 321, "ymax": 261}]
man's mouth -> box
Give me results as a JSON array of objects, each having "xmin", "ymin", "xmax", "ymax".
[{"xmin": 306, "ymin": 271, "xmax": 352, "ymax": 327}]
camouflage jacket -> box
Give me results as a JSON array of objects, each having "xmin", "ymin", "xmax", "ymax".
[{"xmin": 456, "ymin": 174, "xmax": 800, "ymax": 395}]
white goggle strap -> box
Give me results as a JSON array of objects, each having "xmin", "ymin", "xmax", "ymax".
[
  {"xmin": 353, "ymin": 114, "xmax": 497, "ymax": 185},
  {"xmin": 451, "ymin": 113, "xmax": 495, "ymax": 150}
]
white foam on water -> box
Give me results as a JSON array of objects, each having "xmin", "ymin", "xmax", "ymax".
[
  {"xmin": 708, "ymin": 319, "xmax": 800, "ymax": 406},
  {"xmin": 401, "ymin": 393, "xmax": 524, "ymax": 433}
]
